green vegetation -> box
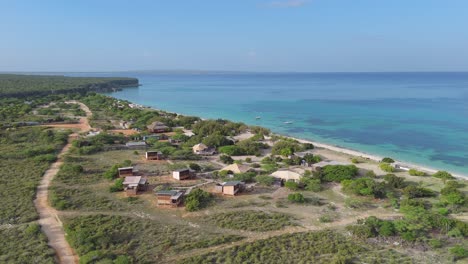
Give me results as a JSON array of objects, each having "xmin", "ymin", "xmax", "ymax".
[
  {"xmin": 220, "ymin": 154, "xmax": 234, "ymax": 164},
  {"xmin": 0, "ymin": 223, "xmax": 55, "ymax": 264},
  {"xmin": 64, "ymin": 215, "xmax": 244, "ymax": 263},
  {"xmin": 0, "ymin": 74, "xmax": 138, "ymax": 97},
  {"xmin": 210, "ymin": 210, "xmax": 294, "ymax": 232},
  {"xmin": 271, "ymin": 138, "xmax": 312, "ymax": 157},
  {"xmin": 0, "ymin": 127, "xmax": 68, "ymax": 224},
  {"xmin": 288, "ymin": 192, "xmax": 305, "ymax": 203},
  {"xmin": 218, "ymin": 139, "xmax": 268, "ymax": 156},
  {"xmin": 409, "ymin": 169, "xmax": 426, "ymax": 176},
  {"xmin": 433, "ymin": 171, "xmax": 455, "ymax": 181},
  {"xmin": 284, "ymin": 181, "xmax": 299, "ymax": 190},
  {"xmin": 185, "ymin": 189, "xmax": 213, "ymax": 212},
  {"xmin": 319, "ymin": 165, "xmax": 359, "ymax": 182},
  {"xmin": 255, "ymin": 175, "xmax": 276, "ymax": 186},
  {"xmin": 180, "ymin": 230, "xmax": 413, "ymax": 264},
  {"xmin": 379, "ymin": 162, "xmax": 395, "ymax": 172},
  {"xmin": 342, "ymin": 177, "xmax": 386, "ymax": 198},
  {"xmin": 381, "ymin": 157, "xmax": 395, "ymax": 163}
]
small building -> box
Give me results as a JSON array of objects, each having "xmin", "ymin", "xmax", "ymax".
[
  {"xmin": 146, "ymin": 151, "xmax": 163, "ymax": 160},
  {"xmin": 271, "ymin": 170, "xmax": 302, "ymax": 182},
  {"xmin": 192, "ymin": 143, "xmax": 217, "ymax": 155},
  {"xmin": 147, "ymin": 121, "xmax": 170, "ymax": 133},
  {"xmin": 220, "ymin": 163, "xmax": 253, "ymax": 174},
  {"xmin": 156, "ymin": 190, "xmax": 184, "ymax": 207},
  {"xmin": 126, "ymin": 141, "xmax": 147, "ymax": 149},
  {"xmin": 118, "ymin": 167, "xmax": 135, "ymax": 177},
  {"xmin": 123, "ymin": 176, "xmax": 148, "ymax": 196},
  {"xmin": 173, "ymin": 169, "xmax": 193, "ymax": 180},
  {"xmin": 394, "ymin": 164, "xmax": 410, "ymax": 171},
  {"xmin": 221, "ymin": 181, "xmax": 245, "ymax": 196}
]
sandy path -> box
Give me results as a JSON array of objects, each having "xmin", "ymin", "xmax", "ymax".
[{"xmin": 34, "ymin": 101, "xmax": 91, "ymax": 264}]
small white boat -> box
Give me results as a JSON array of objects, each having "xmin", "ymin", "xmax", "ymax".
[
  {"xmin": 255, "ymin": 116, "xmax": 261, "ymax": 119},
  {"xmin": 284, "ymin": 121, "xmax": 293, "ymax": 124}
]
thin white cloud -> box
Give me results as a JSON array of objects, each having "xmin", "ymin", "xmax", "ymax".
[{"xmin": 267, "ymin": 0, "xmax": 309, "ymax": 8}]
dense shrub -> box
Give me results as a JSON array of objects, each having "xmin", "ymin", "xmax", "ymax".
[
  {"xmin": 383, "ymin": 174, "xmax": 406, "ymax": 189},
  {"xmin": 320, "ymin": 165, "xmax": 359, "ymax": 182},
  {"xmin": 408, "ymin": 169, "xmax": 426, "ymax": 176},
  {"xmin": 284, "ymin": 181, "xmax": 299, "ymax": 190},
  {"xmin": 185, "ymin": 189, "xmax": 213, "ymax": 212},
  {"xmin": 342, "ymin": 178, "xmax": 386, "ymax": 198},
  {"xmin": 109, "ymin": 178, "xmax": 124, "ymax": 192},
  {"xmin": 255, "ymin": 175, "xmax": 276, "ymax": 186},
  {"xmin": 379, "ymin": 162, "xmax": 395, "ymax": 172},
  {"xmin": 402, "ymin": 185, "xmax": 436, "ymax": 198},
  {"xmin": 433, "ymin": 171, "xmax": 455, "ymax": 181},
  {"xmin": 381, "ymin": 157, "xmax": 395, "ymax": 163},
  {"xmin": 288, "ymin": 192, "xmax": 305, "ymax": 203},
  {"xmin": 220, "ymin": 155, "xmax": 234, "ymax": 164}
]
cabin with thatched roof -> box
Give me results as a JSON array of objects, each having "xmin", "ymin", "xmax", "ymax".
[{"xmin": 147, "ymin": 121, "xmax": 170, "ymax": 133}]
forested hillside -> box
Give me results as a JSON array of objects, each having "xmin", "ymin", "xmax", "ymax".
[{"xmin": 0, "ymin": 74, "xmax": 138, "ymax": 97}]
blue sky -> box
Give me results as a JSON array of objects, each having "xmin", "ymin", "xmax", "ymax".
[{"xmin": 1, "ymin": 0, "xmax": 468, "ymax": 72}]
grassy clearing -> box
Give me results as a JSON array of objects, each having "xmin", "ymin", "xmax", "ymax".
[
  {"xmin": 210, "ymin": 210, "xmax": 295, "ymax": 232},
  {"xmin": 179, "ymin": 229, "xmax": 414, "ymax": 264},
  {"xmin": 0, "ymin": 223, "xmax": 55, "ymax": 264},
  {"xmin": 64, "ymin": 214, "xmax": 244, "ymax": 264}
]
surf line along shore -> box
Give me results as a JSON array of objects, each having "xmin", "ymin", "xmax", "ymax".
[
  {"xmin": 33, "ymin": 101, "xmax": 91, "ymax": 264},
  {"xmin": 116, "ymin": 97, "xmax": 467, "ymax": 180}
]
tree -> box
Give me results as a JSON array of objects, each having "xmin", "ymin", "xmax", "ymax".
[{"xmin": 185, "ymin": 188, "xmax": 212, "ymax": 212}]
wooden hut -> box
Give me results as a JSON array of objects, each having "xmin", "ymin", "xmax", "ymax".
[
  {"xmin": 118, "ymin": 167, "xmax": 135, "ymax": 177},
  {"xmin": 156, "ymin": 190, "xmax": 184, "ymax": 207},
  {"xmin": 172, "ymin": 169, "xmax": 193, "ymax": 180},
  {"xmin": 147, "ymin": 121, "xmax": 169, "ymax": 133},
  {"xmin": 123, "ymin": 176, "xmax": 148, "ymax": 196},
  {"xmin": 221, "ymin": 181, "xmax": 245, "ymax": 196},
  {"xmin": 146, "ymin": 151, "xmax": 163, "ymax": 160}
]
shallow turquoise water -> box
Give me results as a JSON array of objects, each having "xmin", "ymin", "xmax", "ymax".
[{"xmin": 87, "ymin": 72, "xmax": 468, "ymax": 176}]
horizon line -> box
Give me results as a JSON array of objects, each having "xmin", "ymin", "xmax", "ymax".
[{"xmin": 1, "ymin": 69, "xmax": 468, "ymax": 75}]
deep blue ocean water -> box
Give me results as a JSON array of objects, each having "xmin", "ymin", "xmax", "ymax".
[{"xmin": 77, "ymin": 72, "xmax": 468, "ymax": 176}]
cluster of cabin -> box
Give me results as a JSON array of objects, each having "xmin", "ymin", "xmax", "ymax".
[{"xmin": 113, "ymin": 119, "xmax": 354, "ymax": 209}]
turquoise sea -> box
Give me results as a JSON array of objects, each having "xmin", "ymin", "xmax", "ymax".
[{"xmin": 80, "ymin": 72, "xmax": 468, "ymax": 177}]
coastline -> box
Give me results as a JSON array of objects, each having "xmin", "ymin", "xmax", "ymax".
[
  {"xmin": 114, "ymin": 96, "xmax": 468, "ymax": 180},
  {"xmin": 288, "ymin": 136, "xmax": 468, "ymax": 180}
]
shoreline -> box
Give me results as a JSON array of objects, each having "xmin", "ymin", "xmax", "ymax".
[
  {"xmin": 288, "ymin": 136, "xmax": 468, "ymax": 180},
  {"xmin": 113, "ymin": 96, "xmax": 468, "ymax": 180}
]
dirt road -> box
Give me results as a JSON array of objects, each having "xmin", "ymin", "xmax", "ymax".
[{"xmin": 34, "ymin": 101, "xmax": 91, "ymax": 264}]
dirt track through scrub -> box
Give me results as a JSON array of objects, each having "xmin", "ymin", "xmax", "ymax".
[{"xmin": 34, "ymin": 101, "xmax": 91, "ymax": 264}]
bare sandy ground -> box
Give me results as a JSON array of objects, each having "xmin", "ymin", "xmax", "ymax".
[{"xmin": 34, "ymin": 101, "xmax": 91, "ymax": 264}]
